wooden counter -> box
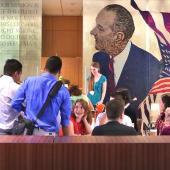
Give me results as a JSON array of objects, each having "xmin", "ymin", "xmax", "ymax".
[
  {"xmin": 1, "ymin": 136, "xmax": 170, "ymax": 170},
  {"xmin": 0, "ymin": 135, "xmax": 54, "ymax": 143},
  {"xmin": 53, "ymin": 136, "xmax": 170, "ymax": 170},
  {"xmin": 0, "ymin": 135, "xmax": 54, "ymax": 170}
]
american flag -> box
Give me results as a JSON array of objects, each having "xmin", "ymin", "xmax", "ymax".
[
  {"xmin": 159, "ymin": 40, "xmax": 170, "ymax": 78},
  {"xmin": 139, "ymin": 39, "xmax": 170, "ymax": 125},
  {"xmin": 139, "ymin": 78, "xmax": 170, "ymax": 126},
  {"xmin": 131, "ymin": 0, "xmax": 170, "ymax": 126}
]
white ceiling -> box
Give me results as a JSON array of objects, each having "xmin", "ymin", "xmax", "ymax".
[
  {"xmin": 42, "ymin": 0, "xmax": 170, "ymax": 16},
  {"xmin": 42, "ymin": 0, "xmax": 83, "ymax": 16}
]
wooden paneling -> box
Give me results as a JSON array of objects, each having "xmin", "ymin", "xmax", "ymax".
[
  {"xmin": 52, "ymin": 17, "xmax": 79, "ymax": 30},
  {"xmin": 0, "ymin": 144, "xmax": 53, "ymax": 170},
  {"xmin": 42, "ymin": 16, "xmax": 82, "ymax": 87},
  {"xmin": 42, "ymin": 16, "xmax": 53, "ymax": 30},
  {"xmin": 54, "ymin": 136, "xmax": 170, "ymax": 143},
  {"xmin": 42, "ymin": 29, "xmax": 54, "ymax": 56},
  {"xmin": 0, "ymin": 136, "xmax": 54, "ymax": 170},
  {"xmin": 42, "ymin": 16, "xmax": 82, "ymax": 58},
  {"xmin": 1, "ymin": 136, "xmax": 170, "ymax": 170},
  {"xmin": 61, "ymin": 57, "xmax": 82, "ymax": 87},
  {"xmin": 0, "ymin": 135, "xmax": 54, "ymax": 143},
  {"xmin": 52, "ymin": 30, "xmax": 78, "ymax": 57},
  {"xmin": 53, "ymin": 136, "xmax": 170, "ymax": 170}
]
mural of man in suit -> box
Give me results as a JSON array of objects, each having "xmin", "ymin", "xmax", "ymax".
[{"xmin": 90, "ymin": 4, "xmax": 161, "ymax": 109}]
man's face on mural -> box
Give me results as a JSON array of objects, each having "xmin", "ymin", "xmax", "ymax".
[{"xmin": 90, "ymin": 10, "xmax": 122, "ymax": 56}]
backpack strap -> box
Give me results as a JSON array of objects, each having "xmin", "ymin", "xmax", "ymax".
[{"xmin": 36, "ymin": 81, "xmax": 63, "ymax": 120}]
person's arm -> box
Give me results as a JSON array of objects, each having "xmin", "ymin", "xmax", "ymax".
[
  {"xmin": 11, "ymin": 80, "xmax": 27, "ymax": 112},
  {"xmin": 98, "ymin": 79, "xmax": 107, "ymax": 104},
  {"xmin": 62, "ymin": 122, "xmax": 74, "ymax": 136},
  {"xmin": 60, "ymin": 88, "xmax": 72, "ymax": 136},
  {"xmin": 88, "ymin": 99, "xmax": 94, "ymax": 111}
]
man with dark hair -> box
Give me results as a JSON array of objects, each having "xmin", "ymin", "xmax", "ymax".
[
  {"xmin": 91, "ymin": 4, "xmax": 161, "ymax": 109},
  {"xmin": 0, "ymin": 59, "xmax": 22, "ymax": 134},
  {"xmin": 11, "ymin": 56, "xmax": 71, "ymax": 136},
  {"xmin": 92, "ymin": 99, "xmax": 137, "ymax": 136},
  {"xmin": 3, "ymin": 59, "xmax": 22, "ymax": 78},
  {"xmin": 113, "ymin": 88, "xmax": 138, "ymax": 131},
  {"xmin": 45, "ymin": 55, "xmax": 62, "ymax": 74}
]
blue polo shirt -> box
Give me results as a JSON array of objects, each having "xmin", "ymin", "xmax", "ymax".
[{"xmin": 11, "ymin": 72, "xmax": 71, "ymax": 132}]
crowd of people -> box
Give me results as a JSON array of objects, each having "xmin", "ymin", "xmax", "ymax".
[
  {"xmin": 0, "ymin": 3, "xmax": 169, "ymax": 137},
  {"xmin": 0, "ymin": 56, "xmax": 169, "ymax": 137}
]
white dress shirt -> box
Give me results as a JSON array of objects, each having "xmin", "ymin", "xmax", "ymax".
[
  {"xmin": 0, "ymin": 75, "xmax": 20, "ymax": 129},
  {"xmin": 122, "ymin": 114, "xmax": 134, "ymax": 127},
  {"xmin": 113, "ymin": 41, "xmax": 131, "ymax": 85},
  {"xmin": 95, "ymin": 111, "xmax": 134, "ymax": 127}
]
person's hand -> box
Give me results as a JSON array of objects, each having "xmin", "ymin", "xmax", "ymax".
[
  {"xmin": 82, "ymin": 115, "xmax": 87, "ymax": 122},
  {"xmin": 165, "ymin": 107, "xmax": 170, "ymax": 114},
  {"xmin": 165, "ymin": 107, "xmax": 170, "ymax": 118},
  {"xmin": 75, "ymin": 113, "xmax": 84, "ymax": 123},
  {"xmin": 74, "ymin": 134, "xmax": 82, "ymax": 136}
]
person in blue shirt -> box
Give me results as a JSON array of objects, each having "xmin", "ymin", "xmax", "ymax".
[{"xmin": 11, "ymin": 56, "xmax": 71, "ymax": 136}]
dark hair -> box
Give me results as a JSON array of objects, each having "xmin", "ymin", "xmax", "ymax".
[
  {"xmin": 45, "ymin": 56, "xmax": 62, "ymax": 74},
  {"xmin": 93, "ymin": 51, "xmax": 110, "ymax": 74},
  {"xmin": 104, "ymin": 4, "xmax": 135, "ymax": 40},
  {"xmin": 69, "ymin": 85, "xmax": 82, "ymax": 96},
  {"xmin": 161, "ymin": 94, "xmax": 170, "ymax": 112},
  {"xmin": 106, "ymin": 99, "xmax": 125, "ymax": 120},
  {"xmin": 3, "ymin": 59, "xmax": 22, "ymax": 76},
  {"xmin": 91, "ymin": 62, "xmax": 100, "ymax": 72},
  {"xmin": 113, "ymin": 88, "xmax": 131, "ymax": 104}
]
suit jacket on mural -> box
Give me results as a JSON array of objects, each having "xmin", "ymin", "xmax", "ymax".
[
  {"xmin": 92, "ymin": 43, "xmax": 161, "ymax": 109},
  {"xmin": 92, "ymin": 121, "xmax": 137, "ymax": 136}
]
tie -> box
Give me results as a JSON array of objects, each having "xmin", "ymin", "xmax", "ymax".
[{"xmin": 108, "ymin": 56, "xmax": 116, "ymax": 95}]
